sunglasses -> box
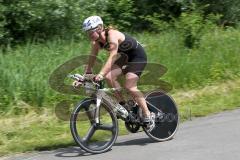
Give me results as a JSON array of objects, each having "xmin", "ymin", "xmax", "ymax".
[{"xmin": 87, "ymin": 27, "xmax": 99, "ymax": 34}]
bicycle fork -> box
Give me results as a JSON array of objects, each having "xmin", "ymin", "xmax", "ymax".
[
  {"xmin": 93, "ymin": 91, "xmax": 103, "ymax": 124},
  {"xmin": 93, "ymin": 90, "xmax": 129, "ymax": 123}
]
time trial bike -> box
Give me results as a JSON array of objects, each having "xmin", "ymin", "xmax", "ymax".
[{"xmin": 68, "ymin": 73, "xmax": 179, "ymax": 154}]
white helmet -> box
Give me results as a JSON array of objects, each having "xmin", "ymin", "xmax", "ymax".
[{"xmin": 82, "ymin": 16, "xmax": 103, "ymax": 31}]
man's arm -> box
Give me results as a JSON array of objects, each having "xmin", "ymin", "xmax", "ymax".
[
  {"xmin": 99, "ymin": 31, "xmax": 119, "ymax": 76},
  {"xmin": 85, "ymin": 41, "xmax": 99, "ymax": 73}
]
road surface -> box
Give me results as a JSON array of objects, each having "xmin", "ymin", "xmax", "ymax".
[{"xmin": 3, "ymin": 109, "xmax": 240, "ymax": 160}]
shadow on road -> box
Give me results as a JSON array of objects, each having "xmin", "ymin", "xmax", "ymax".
[
  {"xmin": 54, "ymin": 147, "xmax": 92, "ymax": 157},
  {"xmin": 54, "ymin": 137, "xmax": 156, "ymax": 158},
  {"xmin": 114, "ymin": 137, "xmax": 156, "ymax": 146}
]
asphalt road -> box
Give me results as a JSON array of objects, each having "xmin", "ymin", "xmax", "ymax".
[{"xmin": 3, "ymin": 109, "xmax": 240, "ymax": 160}]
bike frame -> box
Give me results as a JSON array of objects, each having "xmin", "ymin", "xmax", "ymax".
[
  {"xmin": 69, "ymin": 73, "xmax": 130, "ymax": 123},
  {"xmin": 69, "ymin": 74, "xmax": 179, "ymax": 153},
  {"xmin": 94, "ymin": 88, "xmax": 123, "ymax": 123}
]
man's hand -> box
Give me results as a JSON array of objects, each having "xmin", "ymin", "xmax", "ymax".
[
  {"xmin": 72, "ymin": 80, "xmax": 82, "ymax": 88},
  {"xmin": 94, "ymin": 73, "xmax": 104, "ymax": 82}
]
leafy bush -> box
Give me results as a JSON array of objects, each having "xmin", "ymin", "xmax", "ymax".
[
  {"xmin": 182, "ymin": 0, "xmax": 240, "ymax": 26},
  {"xmin": 0, "ymin": 2, "xmax": 8, "ymax": 45},
  {"xmin": 1, "ymin": 0, "xmax": 240, "ymax": 45},
  {"xmin": 131, "ymin": 0, "xmax": 182, "ymax": 31},
  {"xmin": 0, "ymin": 0, "xmax": 107, "ymax": 44},
  {"xmin": 0, "ymin": 0, "xmax": 140, "ymax": 44},
  {"xmin": 103, "ymin": 0, "xmax": 136, "ymax": 31},
  {"xmin": 173, "ymin": 4, "xmax": 220, "ymax": 48}
]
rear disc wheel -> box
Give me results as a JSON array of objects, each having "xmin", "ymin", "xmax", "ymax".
[{"xmin": 142, "ymin": 91, "xmax": 179, "ymax": 141}]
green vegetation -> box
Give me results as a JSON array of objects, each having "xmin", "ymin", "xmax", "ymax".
[
  {"xmin": 1, "ymin": 0, "xmax": 240, "ymax": 45},
  {"xmin": 176, "ymin": 79, "xmax": 240, "ymax": 120},
  {"xmin": 1, "ymin": 26, "xmax": 240, "ymax": 114},
  {"xmin": 145, "ymin": 27, "xmax": 240, "ymax": 88},
  {"xmin": 0, "ymin": 28, "xmax": 240, "ymax": 156},
  {"xmin": 1, "ymin": 79, "xmax": 239, "ymax": 156},
  {"xmin": 0, "ymin": 108, "xmax": 128, "ymax": 156}
]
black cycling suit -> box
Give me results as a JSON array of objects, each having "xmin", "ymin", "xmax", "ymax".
[{"xmin": 99, "ymin": 28, "xmax": 147, "ymax": 77}]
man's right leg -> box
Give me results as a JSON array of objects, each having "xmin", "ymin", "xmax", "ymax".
[{"xmin": 105, "ymin": 65, "xmax": 125, "ymax": 103}]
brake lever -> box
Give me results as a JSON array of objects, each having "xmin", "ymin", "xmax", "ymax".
[
  {"xmin": 68, "ymin": 74, "xmax": 84, "ymax": 82},
  {"xmin": 91, "ymin": 80, "xmax": 100, "ymax": 87}
]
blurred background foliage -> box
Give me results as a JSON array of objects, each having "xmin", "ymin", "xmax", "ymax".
[
  {"xmin": 0, "ymin": 0, "xmax": 240, "ymax": 115},
  {"xmin": 0, "ymin": 0, "xmax": 240, "ymax": 46}
]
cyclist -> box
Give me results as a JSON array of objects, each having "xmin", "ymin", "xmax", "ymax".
[{"xmin": 74, "ymin": 16, "xmax": 155, "ymax": 130}]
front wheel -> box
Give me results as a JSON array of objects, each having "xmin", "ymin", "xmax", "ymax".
[
  {"xmin": 142, "ymin": 91, "xmax": 179, "ymax": 141},
  {"xmin": 70, "ymin": 98, "xmax": 118, "ymax": 154}
]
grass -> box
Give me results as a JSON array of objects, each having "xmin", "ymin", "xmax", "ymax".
[
  {"xmin": 0, "ymin": 107, "xmax": 128, "ymax": 156},
  {"xmin": 0, "ymin": 78, "xmax": 240, "ymax": 157},
  {"xmin": 174, "ymin": 79, "xmax": 240, "ymax": 120},
  {"xmin": 0, "ymin": 27, "xmax": 240, "ymax": 114},
  {"xmin": 141, "ymin": 28, "xmax": 240, "ymax": 89},
  {"xmin": 0, "ymin": 39, "xmax": 90, "ymax": 113}
]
